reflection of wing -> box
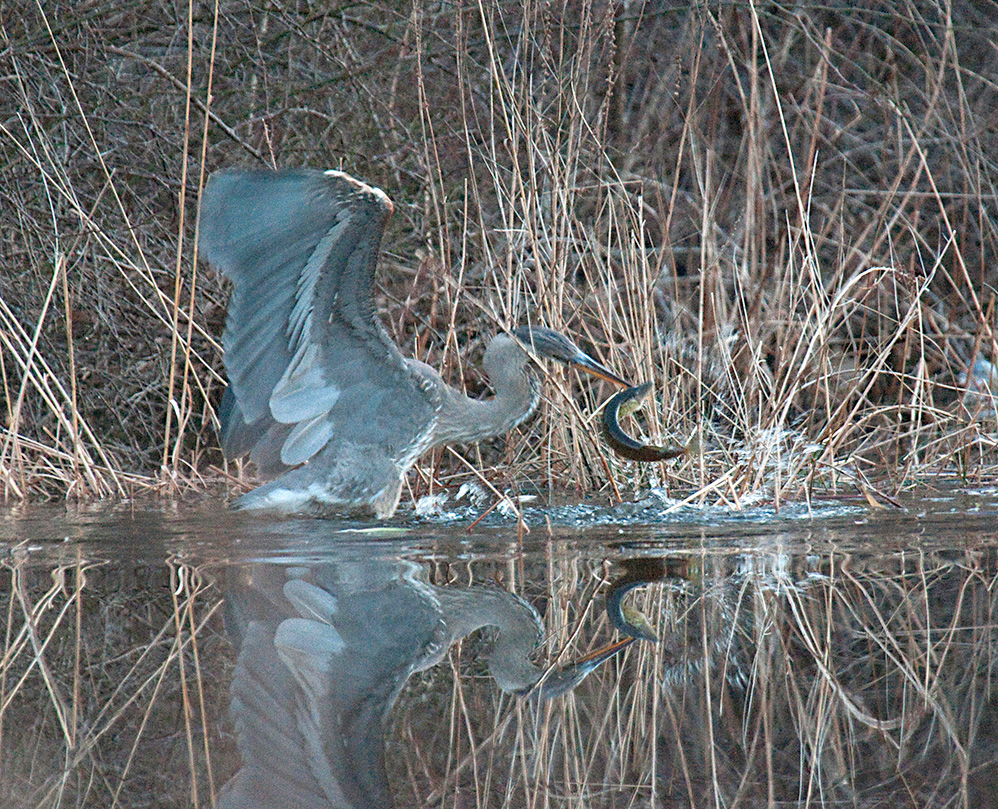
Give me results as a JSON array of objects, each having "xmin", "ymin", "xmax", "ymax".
[
  {"xmin": 220, "ymin": 566, "xmax": 442, "ymax": 809},
  {"xmin": 282, "ymin": 576, "xmax": 444, "ymax": 808},
  {"xmin": 199, "ymin": 169, "xmax": 435, "ymax": 475},
  {"xmin": 218, "ymin": 620, "xmax": 335, "ymax": 809}
]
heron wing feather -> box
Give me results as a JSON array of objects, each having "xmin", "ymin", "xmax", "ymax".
[
  {"xmin": 281, "ymin": 414, "xmax": 336, "ymax": 467},
  {"xmin": 201, "ymin": 168, "xmax": 435, "ymax": 476},
  {"xmin": 270, "ymin": 342, "xmax": 341, "ymax": 423}
]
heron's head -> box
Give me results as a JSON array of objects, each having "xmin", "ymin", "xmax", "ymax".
[{"xmin": 512, "ymin": 326, "xmax": 629, "ymax": 387}]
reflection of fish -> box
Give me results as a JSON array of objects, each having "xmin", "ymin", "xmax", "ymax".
[
  {"xmin": 601, "ymin": 382, "xmax": 690, "ymax": 462},
  {"xmin": 605, "ymin": 563, "xmax": 662, "ymax": 642}
]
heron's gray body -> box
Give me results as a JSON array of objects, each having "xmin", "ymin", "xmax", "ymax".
[{"xmin": 200, "ymin": 168, "xmax": 621, "ymax": 517}]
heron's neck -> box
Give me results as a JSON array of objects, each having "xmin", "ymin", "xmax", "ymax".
[
  {"xmin": 434, "ymin": 371, "xmax": 539, "ymax": 446},
  {"xmin": 433, "ymin": 586, "xmax": 544, "ymax": 693},
  {"xmin": 427, "ymin": 333, "xmax": 540, "ymax": 446}
]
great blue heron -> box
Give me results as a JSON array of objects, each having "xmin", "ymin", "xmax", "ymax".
[{"xmin": 199, "ymin": 169, "xmax": 628, "ymax": 517}]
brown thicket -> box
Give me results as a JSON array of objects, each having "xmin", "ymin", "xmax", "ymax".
[{"xmin": 2, "ymin": 2, "xmax": 997, "ymax": 507}]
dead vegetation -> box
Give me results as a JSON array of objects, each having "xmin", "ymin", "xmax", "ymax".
[{"xmin": 2, "ymin": 1, "xmax": 998, "ymax": 507}]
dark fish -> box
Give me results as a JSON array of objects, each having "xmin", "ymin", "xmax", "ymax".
[{"xmin": 601, "ymin": 382, "xmax": 690, "ymax": 462}]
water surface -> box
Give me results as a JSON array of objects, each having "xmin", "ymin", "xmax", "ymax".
[{"xmin": 1, "ymin": 490, "xmax": 996, "ymax": 808}]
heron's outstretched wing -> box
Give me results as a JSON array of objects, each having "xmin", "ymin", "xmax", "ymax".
[{"xmin": 200, "ymin": 169, "xmax": 435, "ymax": 472}]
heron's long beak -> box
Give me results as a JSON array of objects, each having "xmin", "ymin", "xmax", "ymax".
[
  {"xmin": 529, "ymin": 636, "xmax": 636, "ymax": 701},
  {"xmin": 512, "ymin": 325, "xmax": 630, "ymax": 387},
  {"xmin": 570, "ymin": 354, "xmax": 630, "ymax": 388},
  {"xmin": 570, "ymin": 636, "xmax": 637, "ymax": 668}
]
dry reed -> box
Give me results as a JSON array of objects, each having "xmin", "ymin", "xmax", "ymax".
[{"xmin": 2, "ymin": 2, "xmax": 997, "ymax": 508}]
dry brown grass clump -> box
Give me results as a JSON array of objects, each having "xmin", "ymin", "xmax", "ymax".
[{"xmin": 2, "ymin": 2, "xmax": 998, "ymax": 507}]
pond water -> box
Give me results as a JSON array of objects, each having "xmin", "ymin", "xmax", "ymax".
[{"xmin": 1, "ymin": 489, "xmax": 996, "ymax": 808}]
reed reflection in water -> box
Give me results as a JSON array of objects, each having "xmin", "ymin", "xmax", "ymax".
[{"xmin": 0, "ymin": 511, "xmax": 996, "ymax": 808}]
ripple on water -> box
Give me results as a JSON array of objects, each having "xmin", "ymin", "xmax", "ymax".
[{"xmin": 1, "ymin": 489, "xmax": 997, "ymax": 807}]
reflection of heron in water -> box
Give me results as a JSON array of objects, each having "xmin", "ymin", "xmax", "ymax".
[
  {"xmin": 199, "ymin": 169, "xmax": 628, "ymax": 517},
  {"xmin": 219, "ymin": 560, "xmax": 634, "ymax": 809}
]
